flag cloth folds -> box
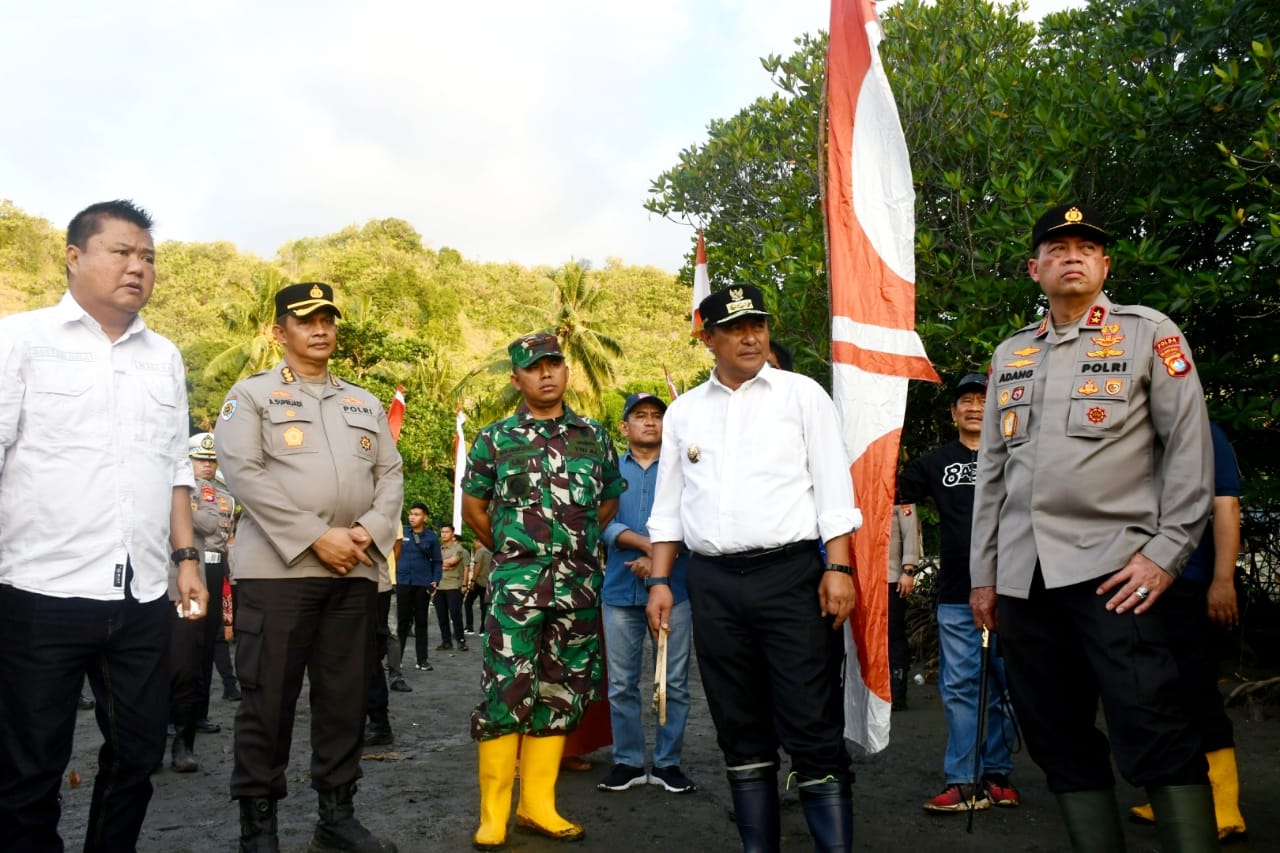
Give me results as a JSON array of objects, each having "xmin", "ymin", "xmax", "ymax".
[
  {"xmin": 387, "ymin": 386, "xmax": 406, "ymax": 444},
  {"xmin": 826, "ymin": 0, "xmax": 939, "ymax": 754},
  {"xmin": 690, "ymin": 229, "xmax": 711, "ymax": 334},
  {"xmin": 452, "ymin": 406, "xmax": 467, "ymax": 533}
]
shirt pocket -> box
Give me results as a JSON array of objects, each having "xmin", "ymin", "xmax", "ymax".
[
  {"xmin": 495, "ymin": 449, "xmax": 540, "ymax": 506},
  {"xmin": 265, "ymin": 404, "xmax": 316, "ymax": 456},
  {"xmin": 565, "ymin": 453, "xmax": 603, "ymax": 507},
  {"xmin": 138, "ymin": 376, "xmax": 179, "ymax": 445},
  {"xmin": 994, "ymin": 381, "xmax": 1033, "ymax": 447},
  {"xmin": 25, "ymin": 360, "xmax": 96, "ymax": 444},
  {"xmin": 341, "ymin": 410, "xmax": 379, "ymax": 463},
  {"xmin": 1066, "ymin": 373, "xmax": 1131, "ymax": 439}
]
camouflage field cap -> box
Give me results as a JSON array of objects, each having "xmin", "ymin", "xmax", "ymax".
[
  {"xmin": 1030, "ymin": 203, "xmax": 1109, "ymax": 251},
  {"xmin": 275, "ymin": 282, "xmax": 342, "ymax": 318},
  {"xmin": 509, "ymin": 331, "xmax": 564, "ymax": 369}
]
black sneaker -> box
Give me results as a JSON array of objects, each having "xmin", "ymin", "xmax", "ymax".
[
  {"xmin": 415, "ymin": 661, "xmax": 434, "ymax": 672},
  {"xmin": 597, "ymin": 763, "xmax": 648, "ymax": 791},
  {"xmin": 389, "ymin": 677, "xmax": 413, "ymax": 693},
  {"xmin": 436, "ymin": 643, "xmax": 453, "ymax": 651},
  {"xmin": 458, "ymin": 640, "xmax": 469, "ymax": 651},
  {"xmin": 649, "ymin": 765, "xmax": 697, "ymax": 793}
]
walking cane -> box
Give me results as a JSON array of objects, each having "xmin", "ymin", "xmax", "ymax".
[
  {"xmin": 967, "ymin": 626, "xmax": 991, "ymax": 834},
  {"xmin": 652, "ymin": 626, "xmax": 669, "ymax": 725}
]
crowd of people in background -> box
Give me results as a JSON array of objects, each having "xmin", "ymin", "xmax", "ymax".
[{"xmin": 0, "ymin": 199, "xmax": 1253, "ymax": 853}]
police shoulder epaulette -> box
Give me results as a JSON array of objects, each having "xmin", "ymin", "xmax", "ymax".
[{"xmin": 1108, "ymin": 303, "xmax": 1170, "ymax": 324}]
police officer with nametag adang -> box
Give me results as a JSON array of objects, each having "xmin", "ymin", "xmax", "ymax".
[
  {"xmin": 646, "ymin": 284, "xmax": 861, "ymax": 852},
  {"xmin": 217, "ymin": 282, "xmax": 403, "ymax": 853},
  {"xmin": 969, "ymin": 204, "xmax": 1216, "ymax": 852}
]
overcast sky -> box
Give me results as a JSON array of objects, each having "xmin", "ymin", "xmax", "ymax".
[{"xmin": 0, "ymin": 0, "xmax": 1084, "ymax": 272}]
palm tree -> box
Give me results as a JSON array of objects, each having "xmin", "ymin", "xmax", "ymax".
[{"xmin": 202, "ymin": 268, "xmax": 287, "ymax": 381}]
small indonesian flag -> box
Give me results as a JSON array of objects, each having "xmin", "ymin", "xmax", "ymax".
[
  {"xmin": 388, "ymin": 386, "xmax": 406, "ymax": 444},
  {"xmin": 691, "ymin": 229, "xmax": 711, "ymax": 334},
  {"xmin": 452, "ymin": 406, "xmax": 467, "ymax": 533},
  {"xmin": 827, "ymin": 0, "xmax": 940, "ymax": 754}
]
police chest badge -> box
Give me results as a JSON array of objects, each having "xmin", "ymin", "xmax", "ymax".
[
  {"xmin": 1155, "ymin": 336, "xmax": 1192, "ymax": 377},
  {"xmin": 687, "ymin": 444, "xmax": 701, "ymax": 463},
  {"xmin": 221, "ymin": 399, "xmax": 237, "ymax": 420},
  {"xmin": 201, "ymin": 485, "xmax": 217, "ymax": 503},
  {"xmin": 360, "ymin": 435, "xmax": 372, "ymax": 451},
  {"xmin": 283, "ymin": 426, "xmax": 305, "ymax": 448}
]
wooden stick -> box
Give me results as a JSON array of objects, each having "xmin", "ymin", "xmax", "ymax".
[{"xmin": 653, "ymin": 626, "xmax": 669, "ymax": 725}]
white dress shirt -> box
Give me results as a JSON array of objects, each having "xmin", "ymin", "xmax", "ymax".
[
  {"xmin": 648, "ymin": 364, "xmax": 862, "ymax": 555},
  {"xmin": 0, "ymin": 292, "xmax": 193, "ymax": 601}
]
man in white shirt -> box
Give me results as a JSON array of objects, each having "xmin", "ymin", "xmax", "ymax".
[
  {"xmin": 646, "ymin": 284, "xmax": 862, "ymax": 852},
  {"xmin": 0, "ymin": 200, "xmax": 206, "ymax": 852}
]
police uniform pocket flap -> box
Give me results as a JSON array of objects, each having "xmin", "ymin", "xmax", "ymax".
[
  {"xmin": 266, "ymin": 403, "xmax": 312, "ymax": 424},
  {"xmin": 236, "ymin": 605, "xmax": 264, "ymax": 635},
  {"xmin": 1066, "ymin": 398, "xmax": 1129, "ymax": 438},
  {"xmin": 340, "ymin": 409, "xmax": 379, "ymax": 433}
]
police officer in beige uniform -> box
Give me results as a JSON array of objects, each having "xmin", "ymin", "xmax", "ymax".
[
  {"xmin": 969, "ymin": 204, "xmax": 1215, "ymax": 852},
  {"xmin": 217, "ymin": 282, "xmax": 403, "ymax": 853},
  {"xmin": 188, "ymin": 432, "xmax": 238, "ymax": 732}
]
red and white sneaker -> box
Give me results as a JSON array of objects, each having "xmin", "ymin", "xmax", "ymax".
[
  {"xmin": 982, "ymin": 774, "xmax": 1021, "ymax": 807},
  {"xmin": 923, "ymin": 783, "xmax": 990, "ymax": 813}
]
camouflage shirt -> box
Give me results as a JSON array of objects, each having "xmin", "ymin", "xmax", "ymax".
[{"xmin": 462, "ymin": 403, "xmax": 623, "ymax": 608}]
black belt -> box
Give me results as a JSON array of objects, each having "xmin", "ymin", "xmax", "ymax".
[{"xmin": 695, "ymin": 540, "xmax": 820, "ymax": 570}]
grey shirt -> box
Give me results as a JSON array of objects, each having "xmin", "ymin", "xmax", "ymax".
[{"xmin": 970, "ymin": 292, "xmax": 1212, "ymax": 599}]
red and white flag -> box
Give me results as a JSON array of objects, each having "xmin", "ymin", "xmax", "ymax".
[
  {"xmin": 690, "ymin": 229, "xmax": 711, "ymax": 334},
  {"xmin": 827, "ymin": 0, "xmax": 939, "ymax": 753},
  {"xmin": 452, "ymin": 406, "xmax": 467, "ymax": 533},
  {"xmin": 387, "ymin": 386, "xmax": 406, "ymax": 444}
]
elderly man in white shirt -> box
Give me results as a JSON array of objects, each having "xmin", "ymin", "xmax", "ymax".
[
  {"xmin": 0, "ymin": 200, "xmax": 206, "ymax": 852},
  {"xmin": 646, "ymin": 284, "xmax": 862, "ymax": 853}
]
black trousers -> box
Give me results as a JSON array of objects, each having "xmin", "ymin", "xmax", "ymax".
[
  {"xmin": 170, "ymin": 606, "xmax": 207, "ymax": 711},
  {"xmin": 396, "ymin": 584, "xmax": 433, "ymax": 666},
  {"xmin": 366, "ymin": 590, "xmax": 392, "ymax": 718},
  {"xmin": 230, "ymin": 577, "xmax": 376, "ymax": 799},
  {"xmin": 0, "ymin": 582, "xmax": 170, "ymax": 853},
  {"xmin": 464, "ymin": 584, "xmax": 488, "ymax": 632},
  {"xmin": 434, "ymin": 588, "xmax": 465, "ymax": 645},
  {"xmin": 686, "ymin": 547, "xmax": 851, "ymax": 782},
  {"xmin": 197, "ymin": 559, "xmax": 228, "ymax": 720},
  {"xmin": 887, "ymin": 583, "xmax": 909, "ymax": 674},
  {"xmin": 1160, "ymin": 577, "xmax": 1235, "ymax": 752},
  {"xmin": 998, "ymin": 569, "xmax": 1208, "ymax": 793}
]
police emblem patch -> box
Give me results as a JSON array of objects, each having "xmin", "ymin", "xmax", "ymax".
[
  {"xmin": 1155, "ymin": 336, "xmax": 1192, "ymax": 377},
  {"xmin": 1011, "ymin": 386, "xmax": 1024, "ymax": 401},
  {"xmin": 360, "ymin": 436, "xmax": 372, "ymax": 451},
  {"xmin": 687, "ymin": 444, "xmax": 701, "ymax": 463},
  {"xmin": 1078, "ymin": 379, "xmax": 1100, "ymax": 396},
  {"xmin": 1087, "ymin": 406, "xmax": 1107, "ymax": 424},
  {"xmin": 221, "ymin": 399, "xmax": 237, "ymax": 421},
  {"xmin": 283, "ymin": 426, "xmax": 305, "ymax": 448},
  {"xmin": 1105, "ymin": 379, "xmax": 1123, "ymax": 396},
  {"xmin": 201, "ymin": 485, "xmax": 217, "ymax": 502},
  {"xmin": 1002, "ymin": 410, "xmax": 1018, "ymax": 438},
  {"xmin": 999, "ymin": 390, "xmax": 1010, "ymax": 405}
]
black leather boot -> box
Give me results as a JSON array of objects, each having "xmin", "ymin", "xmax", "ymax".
[
  {"xmin": 798, "ymin": 777, "xmax": 853, "ymax": 852},
  {"xmin": 309, "ymin": 782, "xmax": 398, "ymax": 852},
  {"xmin": 727, "ymin": 765, "xmax": 780, "ymax": 853},
  {"xmin": 364, "ymin": 712, "xmax": 393, "ymax": 747},
  {"xmin": 170, "ymin": 706, "xmax": 198, "ymax": 773},
  {"xmin": 239, "ymin": 797, "xmax": 280, "ymax": 853},
  {"xmin": 890, "ymin": 668, "xmax": 908, "ymax": 710}
]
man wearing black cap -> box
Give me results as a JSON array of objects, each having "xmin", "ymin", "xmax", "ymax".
[
  {"xmin": 970, "ymin": 204, "xmax": 1216, "ymax": 850},
  {"xmin": 646, "ymin": 285, "xmax": 861, "ymax": 851},
  {"xmin": 898, "ymin": 373, "xmax": 1020, "ymax": 814},
  {"xmin": 217, "ymin": 282, "xmax": 403, "ymax": 853}
]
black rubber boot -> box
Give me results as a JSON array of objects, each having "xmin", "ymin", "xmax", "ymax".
[
  {"xmin": 309, "ymin": 782, "xmax": 398, "ymax": 852},
  {"xmin": 224, "ymin": 678, "xmax": 243, "ymax": 701},
  {"xmin": 798, "ymin": 778, "xmax": 853, "ymax": 852},
  {"xmin": 239, "ymin": 797, "xmax": 281, "ymax": 853},
  {"xmin": 170, "ymin": 706, "xmax": 198, "ymax": 773},
  {"xmin": 727, "ymin": 765, "xmax": 781, "ymax": 853},
  {"xmin": 1149, "ymin": 785, "xmax": 1218, "ymax": 852},
  {"xmin": 1055, "ymin": 789, "xmax": 1126, "ymax": 853},
  {"xmin": 364, "ymin": 712, "xmax": 393, "ymax": 747}
]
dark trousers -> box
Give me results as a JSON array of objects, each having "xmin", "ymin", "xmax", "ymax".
[
  {"xmin": 170, "ymin": 606, "xmax": 207, "ymax": 711},
  {"xmin": 686, "ymin": 548, "xmax": 851, "ymax": 782},
  {"xmin": 230, "ymin": 577, "xmax": 376, "ymax": 799},
  {"xmin": 998, "ymin": 569, "xmax": 1208, "ymax": 793},
  {"xmin": 197, "ymin": 560, "xmax": 228, "ymax": 720},
  {"xmin": 0, "ymin": 583, "xmax": 170, "ymax": 853},
  {"xmin": 396, "ymin": 584, "xmax": 433, "ymax": 666},
  {"xmin": 434, "ymin": 588, "xmax": 465, "ymax": 645},
  {"xmin": 464, "ymin": 584, "xmax": 488, "ymax": 632},
  {"xmin": 367, "ymin": 590, "xmax": 392, "ymax": 718},
  {"xmin": 1161, "ymin": 577, "xmax": 1235, "ymax": 752},
  {"xmin": 887, "ymin": 583, "xmax": 909, "ymax": 674}
]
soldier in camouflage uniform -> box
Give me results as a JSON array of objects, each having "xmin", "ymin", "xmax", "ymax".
[{"xmin": 462, "ymin": 331, "xmax": 622, "ymax": 850}]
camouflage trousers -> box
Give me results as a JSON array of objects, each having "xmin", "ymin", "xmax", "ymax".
[{"xmin": 470, "ymin": 599, "xmax": 602, "ymax": 740}]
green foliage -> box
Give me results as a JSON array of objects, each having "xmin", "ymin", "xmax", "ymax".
[{"xmin": 645, "ymin": 0, "xmax": 1280, "ymax": 500}]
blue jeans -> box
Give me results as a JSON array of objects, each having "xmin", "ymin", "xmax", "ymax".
[
  {"xmin": 602, "ymin": 601, "xmax": 692, "ymax": 768},
  {"xmin": 937, "ymin": 603, "xmax": 1016, "ymax": 784}
]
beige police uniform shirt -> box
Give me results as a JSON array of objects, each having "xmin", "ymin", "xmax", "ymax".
[
  {"xmin": 168, "ymin": 476, "xmax": 235, "ymax": 602},
  {"xmin": 970, "ymin": 292, "xmax": 1211, "ymax": 599},
  {"xmin": 887, "ymin": 504, "xmax": 922, "ymax": 584},
  {"xmin": 214, "ymin": 362, "xmax": 404, "ymax": 582}
]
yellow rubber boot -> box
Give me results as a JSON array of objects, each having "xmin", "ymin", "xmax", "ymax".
[
  {"xmin": 1206, "ymin": 748, "xmax": 1247, "ymax": 840},
  {"xmin": 1129, "ymin": 801, "xmax": 1155, "ymax": 823},
  {"xmin": 515, "ymin": 734, "xmax": 584, "ymax": 842},
  {"xmin": 473, "ymin": 733, "xmax": 520, "ymax": 850}
]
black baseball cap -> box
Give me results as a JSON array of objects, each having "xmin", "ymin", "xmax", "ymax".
[
  {"xmin": 698, "ymin": 284, "xmax": 770, "ymax": 328},
  {"xmin": 622, "ymin": 392, "xmax": 667, "ymax": 420},
  {"xmin": 954, "ymin": 373, "xmax": 988, "ymax": 402}
]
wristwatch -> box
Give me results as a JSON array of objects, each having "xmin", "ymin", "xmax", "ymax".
[
  {"xmin": 171, "ymin": 547, "xmax": 200, "ymax": 564},
  {"xmin": 903, "ymin": 565, "xmax": 918, "ymax": 577},
  {"xmin": 824, "ymin": 563, "xmax": 853, "ymax": 575},
  {"xmin": 644, "ymin": 576, "xmax": 671, "ymax": 589}
]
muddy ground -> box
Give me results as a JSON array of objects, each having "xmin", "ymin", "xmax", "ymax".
[{"xmin": 61, "ymin": 631, "xmax": 1279, "ymax": 853}]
